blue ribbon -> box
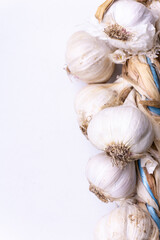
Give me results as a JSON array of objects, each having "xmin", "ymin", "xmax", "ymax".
[
  {"xmin": 146, "ymin": 204, "xmax": 160, "ymax": 233},
  {"xmin": 148, "ymin": 106, "xmax": 160, "ymax": 115},
  {"xmin": 146, "ymin": 57, "xmax": 160, "ymax": 92},
  {"xmin": 146, "ymin": 57, "xmax": 160, "ymax": 115}
]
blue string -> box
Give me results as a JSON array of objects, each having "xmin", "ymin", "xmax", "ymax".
[
  {"xmin": 148, "ymin": 106, "xmax": 160, "ymax": 115},
  {"xmin": 146, "ymin": 205, "xmax": 160, "ymax": 234},
  {"xmin": 146, "ymin": 57, "xmax": 160, "ymax": 92},
  {"xmin": 146, "ymin": 57, "xmax": 160, "ymax": 116},
  {"xmin": 146, "ymin": 57, "xmax": 160, "ymax": 117}
]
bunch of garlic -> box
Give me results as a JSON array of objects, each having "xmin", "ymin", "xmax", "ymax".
[
  {"xmin": 94, "ymin": 202, "xmax": 159, "ymax": 240},
  {"xmin": 87, "ymin": 0, "xmax": 158, "ymax": 62},
  {"xmin": 65, "ymin": 31, "xmax": 115, "ymax": 83},
  {"xmin": 65, "ymin": 0, "xmax": 160, "ymax": 238},
  {"xmin": 74, "ymin": 77, "xmax": 132, "ymax": 136},
  {"xmin": 87, "ymin": 90, "xmax": 154, "ymax": 167},
  {"xmin": 86, "ymin": 153, "xmax": 136, "ymax": 202}
]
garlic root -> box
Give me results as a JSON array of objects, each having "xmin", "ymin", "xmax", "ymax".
[
  {"xmin": 89, "ymin": 184, "xmax": 109, "ymax": 203},
  {"xmin": 105, "ymin": 143, "xmax": 143, "ymax": 168}
]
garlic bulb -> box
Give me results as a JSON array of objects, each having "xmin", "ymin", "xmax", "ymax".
[
  {"xmin": 89, "ymin": 0, "xmax": 158, "ymax": 61},
  {"xmin": 75, "ymin": 78, "xmax": 132, "ymax": 136},
  {"xmin": 123, "ymin": 55, "xmax": 160, "ymax": 101},
  {"xmin": 87, "ymin": 92, "xmax": 154, "ymax": 167},
  {"xmin": 86, "ymin": 153, "xmax": 136, "ymax": 202},
  {"xmin": 94, "ymin": 203, "xmax": 159, "ymax": 240},
  {"xmin": 65, "ymin": 31, "xmax": 115, "ymax": 83}
]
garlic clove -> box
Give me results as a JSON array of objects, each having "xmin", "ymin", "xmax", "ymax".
[
  {"xmin": 94, "ymin": 203, "xmax": 159, "ymax": 240},
  {"xmin": 65, "ymin": 31, "xmax": 115, "ymax": 84},
  {"xmin": 74, "ymin": 77, "xmax": 132, "ymax": 137},
  {"xmin": 86, "ymin": 153, "xmax": 136, "ymax": 202},
  {"xmin": 109, "ymin": 49, "xmax": 129, "ymax": 64},
  {"xmin": 87, "ymin": 103, "xmax": 154, "ymax": 168}
]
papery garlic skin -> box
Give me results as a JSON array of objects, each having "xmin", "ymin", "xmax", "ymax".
[
  {"xmin": 86, "ymin": 153, "xmax": 136, "ymax": 202},
  {"xmin": 88, "ymin": 0, "xmax": 157, "ymax": 59},
  {"xmin": 87, "ymin": 103, "xmax": 154, "ymax": 167},
  {"xmin": 154, "ymin": 165, "xmax": 160, "ymax": 206},
  {"xmin": 149, "ymin": 0, "xmax": 160, "ymax": 31},
  {"xmin": 65, "ymin": 31, "xmax": 115, "ymax": 83},
  {"xmin": 74, "ymin": 78, "xmax": 132, "ymax": 136},
  {"xmin": 94, "ymin": 203, "xmax": 159, "ymax": 240}
]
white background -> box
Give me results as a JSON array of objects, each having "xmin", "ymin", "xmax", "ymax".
[{"xmin": 0, "ymin": 0, "xmax": 118, "ymax": 239}]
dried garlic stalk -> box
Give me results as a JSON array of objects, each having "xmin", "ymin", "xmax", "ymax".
[
  {"xmin": 95, "ymin": 0, "xmax": 115, "ymax": 22},
  {"xmin": 122, "ymin": 55, "xmax": 160, "ymax": 102}
]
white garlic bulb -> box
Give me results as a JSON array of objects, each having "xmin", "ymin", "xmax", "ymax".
[
  {"xmin": 87, "ymin": 94, "xmax": 154, "ymax": 167},
  {"xmin": 94, "ymin": 203, "xmax": 159, "ymax": 240},
  {"xmin": 88, "ymin": 0, "xmax": 158, "ymax": 60},
  {"xmin": 75, "ymin": 78, "xmax": 132, "ymax": 135},
  {"xmin": 86, "ymin": 153, "xmax": 136, "ymax": 202},
  {"xmin": 65, "ymin": 31, "xmax": 115, "ymax": 83}
]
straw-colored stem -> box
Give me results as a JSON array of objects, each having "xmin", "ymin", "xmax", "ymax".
[
  {"xmin": 139, "ymin": 100, "xmax": 160, "ymax": 108},
  {"xmin": 95, "ymin": 0, "xmax": 114, "ymax": 22}
]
